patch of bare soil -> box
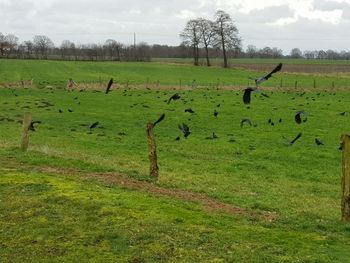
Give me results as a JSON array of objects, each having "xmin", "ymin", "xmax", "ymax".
[
  {"xmin": 233, "ymin": 63, "xmax": 350, "ymax": 74},
  {"xmin": 2, "ymin": 160, "xmax": 276, "ymax": 222}
]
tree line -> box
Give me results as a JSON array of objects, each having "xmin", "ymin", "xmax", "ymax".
[{"xmin": 1, "ymin": 16, "xmax": 350, "ymax": 64}]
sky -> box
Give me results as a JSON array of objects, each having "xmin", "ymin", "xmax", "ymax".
[{"xmin": 1, "ymin": 0, "xmax": 350, "ymax": 53}]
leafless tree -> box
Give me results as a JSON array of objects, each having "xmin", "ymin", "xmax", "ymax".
[
  {"xmin": 213, "ymin": 10, "xmax": 241, "ymax": 68},
  {"xmin": 104, "ymin": 39, "xmax": 123, "ymax": 61},
  {"xmin": 33, "ymin": 35, "xmax": 54, "ymax": 59},
  {"xmin": 180, "ymin": 19, "xmax": 201, "ymax": 66},
  {"xmin": 197, "ymin": 18, "xmax": 216, "ymax": 66},
  {"xmin": 290, "ymin": 48, "xmax": 302, "ymax": 58},
  {"xmin": 4, "ymin": 34, "xmax": 19, "ymax": 57},
  {"xmin": 60, "ymin": 40, "xmax": 75, "ymax": 60},
  {"xmin": 0, "ymin": 32, "xmax": 7, "ymax": 56},
  {"xmin": 246, "ymin": 45, "xmax": 257, "ymax": 58}
]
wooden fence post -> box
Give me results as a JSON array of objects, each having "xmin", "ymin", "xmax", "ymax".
[
  {"xmin": 146, "ymin": 123, "xmax": 159, "ymax": 179},
  {"xmin": 280, "ymin": 78, "xmax": 283, "ymax": 88},
  {"xmin": 294, "ymin": 81, "xmax": 298, "ymax": 89},
  {"xmin": 21, "ymin": 112, "xmax": 32, "ymax": 151},
  {"xmin": 313, "ymin": 79, "xmax": 316, "ymax": 89},
  {"xmin": 341, "ymin": 134, "xmax": 350, "ymax": 221}
]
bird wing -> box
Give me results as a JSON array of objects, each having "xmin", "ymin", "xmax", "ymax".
[
  {"xmin": 264, "ymin": 63, "xmax": 282, "ymax": 80},
  {"xmin": 105, "ymin": 78, "xmax": 113, "ymax": 94}
]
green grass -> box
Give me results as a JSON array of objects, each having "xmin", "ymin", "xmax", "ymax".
[
  {"xmin": 0, "ymin": 58, "xmax": 349, "ymax": 89},
  {"xmin": 1, "ymin": 81, "xmax": 350, "ymax": 261}
]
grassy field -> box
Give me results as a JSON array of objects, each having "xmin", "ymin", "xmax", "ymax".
[
  {"xmin": 0, "ymin": 58, "xmax": 349, "ymax": 89},
  {"xmin": 1, "ymin": 59, "xmax": 350, "ymax": 262}
]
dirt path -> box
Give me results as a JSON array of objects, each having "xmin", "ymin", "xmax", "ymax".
[{"xmin": 2, "ymin": 159, "xmax": 277, "ymax": 222}]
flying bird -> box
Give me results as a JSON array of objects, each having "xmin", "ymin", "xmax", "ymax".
[
  {"xmin": 295, "ymin": 110, "xmax": 307, "ymax": 124},
  {"xmin": 178, "ymin": 123, "xmax": 191, "ymax": 138},
  {"xmin": 105, "ymin": 78, "xmax": 113, "ymax": 94},
  {"xmin": 240, "ymin": 118, "xmax": 252, "ymax": 128},
  {"xmin": 249, "ymin": 63, "xmax": 283, "ymax": 86},
  {"xmin": 243, "ymin": 87, "xmax": 256, "ymax": 104},
  {"xmin": 153, "ymin": 114, "xmax": 165, "ymax": 127},
  {"xmin": 167, "ymin": 93, "xmax": 181, "ymax": 104}
]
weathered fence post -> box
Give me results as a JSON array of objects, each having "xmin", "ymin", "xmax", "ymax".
[
  {"xmin": 146, "ymin": 123, "xmax": 159, "ymax": 179},
  {"xmin": 332, "ymin": 81, "xmax": 335, "ymax": 89},
  {"xmin": 280, "ymin": 78, "xmax": 283, "ymax": 88},
  {"xmin": 21, "ymin": 112, "xmax": 32, "ymax": 151},
  {"xmin": 313, "ymin": 79, "xmax": 316, "ymax": 89},
  {"xmin": 341, "ymin": 134, "xmax": 350, "ymax": 221},
  {"xmin": 294, "ymin": 80, "xmax": 298, "ymax": 89}
]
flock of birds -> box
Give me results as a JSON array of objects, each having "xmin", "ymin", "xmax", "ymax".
[{"xmin": 1, "ymin": 62, "xmax": 346, "ymax": 149}]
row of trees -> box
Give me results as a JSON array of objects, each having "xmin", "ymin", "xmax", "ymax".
[
  {"xmin": 1, "ymin": 32, "xmax": 350, "ymax": 62},
  {"xmin": 180, "ymin": 10, "xmax": 241, "ymax": 67}
]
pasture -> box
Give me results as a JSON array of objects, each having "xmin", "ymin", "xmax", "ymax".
[{"xmin": 1, "ymin": 59, "xmax": 350, "ymax": 262}]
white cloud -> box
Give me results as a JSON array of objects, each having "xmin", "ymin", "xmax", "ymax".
[{"xmin": 0, "ymin": 0, "xmax": 349, "ymax": 52}]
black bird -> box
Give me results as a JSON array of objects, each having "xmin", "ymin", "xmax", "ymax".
[
  {"xmin": 295, "ymin": 110, "xmax": 307, "ymax": 124},
  {"xmin": 29, "ymin": 121, "xmax": 41, "ymax": 131},
  {"xmin": 240, "ymin": 118, "xmax": 252, "ymax": 128},
  {"xmin": 279, "ymin": 118, "xmax": 282, "ymax": 123},
  {"xmin": 214, "ymin": 109, "xmax": 219, "ymax": 117},
  {"xmin": 58, "ymin": 109, "xmax": 63, "ymax": 113},
  {"xmin": 175, "ymin": 136, "xmax": 180, "ymax": 141},
  {"xmin": 178, "ymin": 123, "xmax": 191, "ymax": 138},
  {"xmin": 283, "ymin": 132, "xmax": 302, "ymax": 145},
  {"xmin": 249, "ymin": 63, "xmax": 283, "ymax": 86},
  {"xmin": 153, "ymin": 114, "xmax": 165, "ymax": 127},
  {"xmin": 261, "ymin": 93, "xmax": 270, "ymax": 98},
  {"xmin": 315, "ymin": 138, "xmax": 324, "ymax": 146},
  {"xmin": 185, "ymin": 108, "xmax": 195, "ymax": 113},
  {"xmin": 68, "ymin": 109, "xmax": 73, "ymax": 112},
  {"xmin": 105, "ymin": 78, "xmax": 113, "ymax": 94},
  {"xmin": 89, "ymin": 121, "xmax": 99, "ymax": 130},
  {"xmin": 340, "ymin": 112, "xmax": 346, "ymax": 116},
  {"xmin": 167, "ymin": 93, "xmax": 181, "ymax": 104},
  {"xmin": 243, "ymin": 87, "xmax": 256, "ymax": 105}
]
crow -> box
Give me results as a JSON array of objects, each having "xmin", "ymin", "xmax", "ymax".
[
  {"xmin": 295, "ymin": 110, "xmax": 307, "ymax": 124},
  {"xmin": 175, "ymin": 136, "xmax": 180, "ymax": 141},
  {"xmin": 68, "ymin": 109, "xmax": 73, "ymax": 112},
  {"xmin": 178, "ymin": 123, "xmax": 191, "ymax": 138},
  {"xmin": 315, "ymin": 138, "xmax": 324, "ymax": 145},
  {"xmin": 340, "ymin": 112, "xmax": 346, "ymax": 116},
  {"xmin": 214, "ymin": 109, "xmax": 219, "ymax": 117},
  {"xmin": 89, "ymin": 121, "xmax": 99, "ymax": 130},
  {"xmin": 249, "ymin": 63, "xmax": 283, "ymax": 86},
  {"xmin": 185, "ymin": 108, "xmax": 195, "ymax": 113},
  {"xmin": 153, "ymin": 114, "xmax": 165, "ymax": 127},
  {"xmin": 58, "ymin": 109, "xmax": 63, "ymax": 113},
  {"xmin": 283, "ymin": 132, "xmax": 302, "ymax": 145},
  {"xmin": 167, "ymin": 93, "xmax": 181, "ymax": 104},
  {"xmin": 105, "ymin": 78, "xmax": 113, "ymax": 94},
  {"xmin": 243, "ymin": 87, "xmax": 257, "ymax": 105},
  {"xmin": 29, "ymin": 121, "xmax": 41, "ymax": 131},
  {"xmin": 240, "ymin": 118, "xmax": 252, "ymax": 128}
]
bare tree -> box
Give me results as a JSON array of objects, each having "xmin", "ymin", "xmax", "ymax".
[
  {"xmin": 214, "ymin": 10, "xmax": 241, "ymax": 68},
  {"xmin": 0, "ymin": 32, "xmax": 7, "ymax": 56},
  {"xmin": 290, "ymin": 48, "xmax": 302, "ymax": 58},
  {"xmin": 180, "ymin": 19, "xmax": 201, "ymax": 66},
  {"xmin": 33, "ymin": 35, "xmax": 54, "ymax": 59},
  {"xmin": 60, "ymin": 40, "xmax": 75, "ymax": 60},
  {"xmin": 197, "ymin": 18, "xmax": 216, "ymax": 66},
  {"xmin": 246, "ymin": 45, "xmax": 257, "ymax": 58},
  {"xmin": 104, "ymin": 39, "xmax": 123, "ymax": 61},
  {"xmin": 4, "ymin": 34, "xmax": 19, "ymax": 57}
]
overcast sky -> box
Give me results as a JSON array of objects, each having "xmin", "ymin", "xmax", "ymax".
[{"xmin": 1, "ymin": 0, "xmax": 350, "ymax": 53}]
